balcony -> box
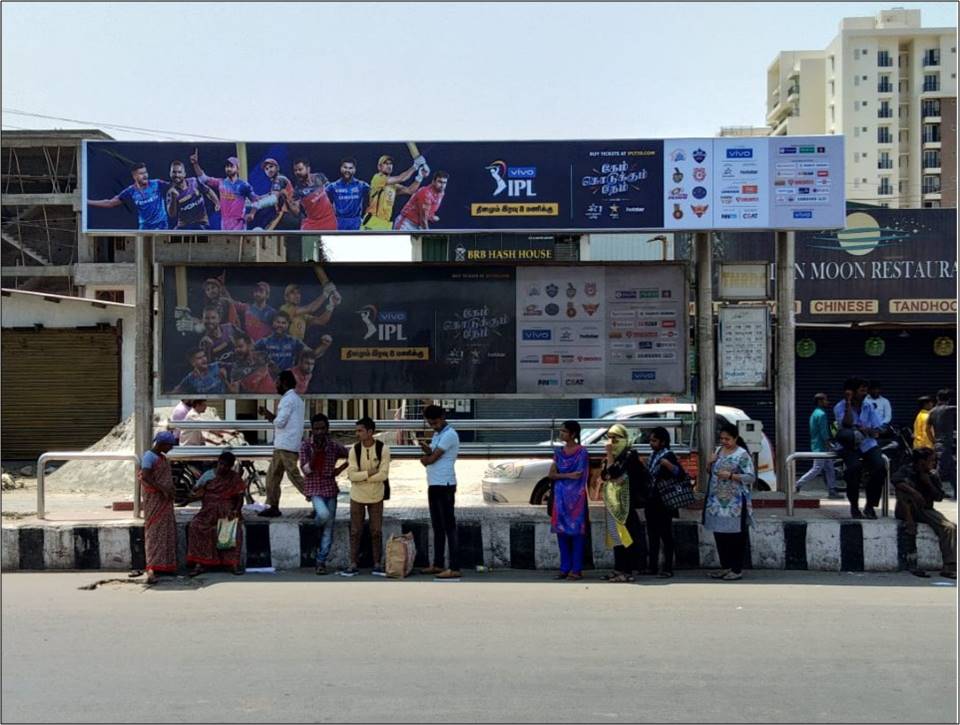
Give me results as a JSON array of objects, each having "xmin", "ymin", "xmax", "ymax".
[
  {"xmin": 922, "ymin": 83, "xmax": 940, "ymax": 93},
  {"xmin": 877, "ymin": 186, "xmax": 894, "ymax": 196},
  {"xmin": 878, "ymin": 58, "xmax": 893, "ymax": 67},
  {"xmin": 877, "ymin": 160, "xmax": 894, "ymax": 169},
  {"xmin": 877, "ymin": 108, "xmax": 893, "ymax": 118},
  {"xmin": 877, "ymin": 83, "xmax": 894, "ymax": 93},
  {"xmin": 766, "ymin": 100, "xmax": 792, "ymax": 125},
  {"xmin": 786, "ymin": 85, "xmax": 800, "ymax": 102}
]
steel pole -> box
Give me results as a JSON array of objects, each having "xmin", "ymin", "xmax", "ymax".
[
  {"xmin": 695, "ymin": 232, "xmax": 715, "ymax": 492},
  {"xmin": 134, "ymin": 235, "xmax": 153, "ymax": 518},
  {"xmin": 776, "ymin": 231, "xmax": 796, "ymax": 501}
]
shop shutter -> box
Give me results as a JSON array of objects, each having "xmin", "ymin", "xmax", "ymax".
[{"xmin": 1, "ymin": 327, "xmax": 120, "ymax": 459}]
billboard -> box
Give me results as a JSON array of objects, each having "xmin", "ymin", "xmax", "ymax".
[
  {"xmin": 159, "ymin": 263, "xmax": 688, "ymax": 398},
  {"xmin": 84, "ymin": 137, "xmax": 844, "ymax": 235}
]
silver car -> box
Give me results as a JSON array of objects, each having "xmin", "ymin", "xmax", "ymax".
[{"xmin": 481, "ymin": 403, "xmax": 777, "ymax": 504}]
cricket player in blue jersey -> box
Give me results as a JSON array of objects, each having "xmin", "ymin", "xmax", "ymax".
[
  {"xmin": 325, "ymin": 158, "xmax": 370, "ymax": 230},
  {"xmin": 89, "ymin": 162, "xmax": 171, "ymax": 230}
]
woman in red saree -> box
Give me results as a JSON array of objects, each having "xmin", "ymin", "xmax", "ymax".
[
  {"xmin": 187, "ymin": 451, "xmax": 246, "ymax": 575},
  {"xmin": 139, "ymin": 432, "xmax": 178, "ymax": 584}
]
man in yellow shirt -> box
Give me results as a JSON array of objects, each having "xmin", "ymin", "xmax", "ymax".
[
  {"xmin": 279, "ymin": 283, "xmax": 340, "ymax": 341},
  {"xmin": 341, "ymin": 416, "xmax": 391, "ymax": 576},
  {"xmin": 913, "ymin": 396, "xmax": 936, "ymax": 449},
  {"xmin": 361, "ymin": 155, "xmax": 424, "ymax": 230}
]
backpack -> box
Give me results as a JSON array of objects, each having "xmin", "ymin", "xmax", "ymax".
[{"xmin": 353, "ymin": 440, "xmax": 390, "ymax": 500}]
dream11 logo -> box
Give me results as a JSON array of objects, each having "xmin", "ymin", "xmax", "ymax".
[
  {"xmin": 485, "ymin": 160, "xmax": 538, "ymax": 197},
  {"xmin": 356, "ymin": 304, "xmax": 408, "ymax": 341}
]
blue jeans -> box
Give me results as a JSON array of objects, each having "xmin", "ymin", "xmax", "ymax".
[{"xmin": 311, "ymin": 495, "xmax": 338, "ymax": 564}]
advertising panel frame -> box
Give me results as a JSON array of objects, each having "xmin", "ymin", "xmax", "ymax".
[
  {"xmin": 156, "ymin": 260, "xmax": 689, "ymax": 400},
  {"xmin": 717, "ymin": 304, "xmax": 772, "ymax": 391}
]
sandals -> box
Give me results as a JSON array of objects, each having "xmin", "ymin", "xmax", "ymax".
[
  {"xmin": 567, "ymin": 573, "xmax": 583, "ymax": 581},
  {"xmin": 553, "ymin": 573, "xmax": 570, "ymax": 580},
  {"xmin": 188, "ymin": 566, "xmax": 205, "ymax": 578},
  {"xmin": 721, "ymin": 571, "xmax": 743, "ymax": 581},
  {"xmin": 605, "ymin": 572, "xmax": 634, "ymax": 583},
  {"xmin": 709, "ymin": 569, "xmax": 730, "ymax": 579}
]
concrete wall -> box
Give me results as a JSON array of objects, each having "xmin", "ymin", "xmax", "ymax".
[{"xmin": 0, "ymin": 291, "xmax": 135, "ymax": 418}]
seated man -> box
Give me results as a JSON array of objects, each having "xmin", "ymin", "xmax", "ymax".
[{"xmin": 892, "ymin": 447, "xmax": 957, "ymax": 579}]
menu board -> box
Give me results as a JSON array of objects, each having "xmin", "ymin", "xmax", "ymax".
[
  {"xmin": 516, "ymin": 265, "xmax": 687, "ymax": 394},
  {"xmin": 718, "ymin": 305, "xmax": 770, "ymax": 390}
]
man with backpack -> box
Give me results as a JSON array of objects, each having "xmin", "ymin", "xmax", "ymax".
[{"xmin": 342, "ymin": 416, "xmax": 391, "ymax": 576}]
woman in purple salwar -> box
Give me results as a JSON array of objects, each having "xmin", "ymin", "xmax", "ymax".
[{"xmin": 548, "ymin": 420, "xmax": 590, "ymax": 580}]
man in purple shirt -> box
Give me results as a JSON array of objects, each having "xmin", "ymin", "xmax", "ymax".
[
  {"xmin": 166, "ymin": 160, "xmax": 219, "ymax": 230},
  {"xmin": 198, "ymin": 306, "xmax": 237, "ymax": 363},
  {"xmin": 189, "ymin": 149, "xmax": 258, "ymax": 231}
]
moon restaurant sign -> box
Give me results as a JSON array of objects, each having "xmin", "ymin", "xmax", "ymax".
[{"xmin": 795, "ymin": 208, "xmax": 958, "ymax": 323}]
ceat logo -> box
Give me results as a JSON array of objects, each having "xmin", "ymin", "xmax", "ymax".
[
  {"xmin": 357, "ymin": 304, "xmax": 407, "ymax": 342},
  {"xmin": 485, "ymin": 160, "xmax": 537, "ymax": 198}
]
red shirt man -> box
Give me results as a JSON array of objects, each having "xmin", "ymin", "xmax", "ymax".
[{"xmin": 395, "ymin": 172, "xmax": 448, "ymax": 230}]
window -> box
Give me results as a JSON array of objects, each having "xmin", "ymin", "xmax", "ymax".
[
  {"xmin": 922, "ymin": 99, "xmax": 941, "ymax": 117},
  {"xmin": 922, "ymin": 175, "xmax": 941, "ymax": 194},
  {"xmin": 877, "ymin": 127, "xmax": 892, "ymax": 143},
  {"xmin": 878, "ymin": 181, "xmax": 893, "ymax": 195},
  {"xmin": 94, "ymin": 290, "xmax": 125, "ymax": 304},
  {"xmin": 862, "ymin": 126, "xmax": 868, "ymax": 132},
  {"xmin": 854, "ymin": 48, "xmax": 860, "ymax": 60},
  {"xmin": 854, "ymin": 127, "xmax": 860, "ymax": 137},
  {"xmin": 877, "ymin": 50, "xmax": 892, "ymax": 67},
  {"xmin": 923, "ymin": 124, "xmax": 941, "ymax": 143},
  {"xmin": 923, "ymin": 73, "xmax": 940, "ymax": 92},
  {"xmin": 923, "ymin": 48, "xmax": 941, "ymax": 66},
  {"xmin": 829, "ymin": 55, "xmax": 835, "ymax": 72},
  {"xmin": 862, "ymin": 75, "xmax": 868, "ymax": 80},
  {"xmin": 878, "ymin": 151, "xmax": 893, "ymax": 169},
  {"xmin": 878, "ymin": 75, "xmax": 893, "ymax": 92},
  {"xmin": 922, "ymin": 150, "xmax": 941, "ymax": 168},
  {"xmin": 854, "ymin": 152, "xmax": 860, "ymax": 162},
  {"xmin": 878, "ymin": 100, "xmax": 892, "ymax": 118},
  {"xmin": 854, "ymin": 75, "xmax": 860, "ymax": 86},
  {"xmin": 828, "ymin": 80, "xmax": 835, "ymax": 96}
]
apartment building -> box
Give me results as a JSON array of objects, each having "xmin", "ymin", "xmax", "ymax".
[{"xmin": 766, "ymin": 8, "xmax": 957, "ymax": 208}]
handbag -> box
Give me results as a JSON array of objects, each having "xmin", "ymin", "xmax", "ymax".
[
  {"xmin": 216, "ymin": 517, "xmax": 239, "ymax": 550},
  {"xmin": 654, "ymin": 477, "xmax": 696, "ymax": 509}
]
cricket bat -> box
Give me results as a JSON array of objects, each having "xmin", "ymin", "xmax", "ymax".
[
  {"xmin": 406, "ymin": 142, "xmax": 420, "ymax": 159},
  {"xmin": 313, "ymin": 266, "xmax": 330, "ymax": 285}
]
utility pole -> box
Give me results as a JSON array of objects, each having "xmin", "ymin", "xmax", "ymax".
[
  {"xmin": 776, "ymin": 231, "xmax": 797, "ymax": 506},
  {"xmin": 134, "ymin": 235, "xmax": 153, "ymax": 518},
  {"xmin": 695, "ymin": 231, "xmax": 715, "ymax": 492}
]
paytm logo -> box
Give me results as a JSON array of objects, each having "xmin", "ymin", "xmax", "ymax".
[
  {"xmin": 726, "ymin": 148, "xmax": 753, "ymax": 159},
  {"xmin": 522, "ymin": 328, "xmax": 552, "ymax": 341},
  {"xmin": 485, "ymin": 160, "xmax": 537, "ymax": 198}
]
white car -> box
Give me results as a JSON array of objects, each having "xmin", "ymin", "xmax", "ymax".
[{"xmin": 481, "ymin": 403, "xmax": 776, "ymax": 504}]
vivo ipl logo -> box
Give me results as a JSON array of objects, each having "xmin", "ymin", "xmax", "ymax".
[
  {"xmin": 485, "ymin": 160, "xmax": 538, "ymax": 197},
  {"xmin": 356, "ymin": 304, "xmax": 408, "ymax": 341}
]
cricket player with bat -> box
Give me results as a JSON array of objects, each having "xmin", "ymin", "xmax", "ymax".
[{"xmin": 361, "ymin": 144, "xmax": 428, "ymax": 230}]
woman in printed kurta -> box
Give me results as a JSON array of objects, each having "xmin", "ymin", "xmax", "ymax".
[
  {"xmin": 703, "ymin": 423, "xmax": 756, "ymax": 581},
  {"xmin": 548, "ymin": 421, "xmax": 590, "ymax": 580},
  {"xmin": 139, "ymin": 432, "xmax": 178, "ymax": 584},
  {"xmin": 187, "ymin": 451, "xmax": 246, "ymax": 575}
]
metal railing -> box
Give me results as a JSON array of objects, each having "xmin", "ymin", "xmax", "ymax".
[
  {"xmin": 37, "ymin": 451, "xmax": 141, "ymax": 520},
  {"xmin": 166, "ymin": 418, "xmax": 689, "ymax": 459},
  {"xmin": 784, "ymin": 451, "xmax": 890, "ymax": 517}
]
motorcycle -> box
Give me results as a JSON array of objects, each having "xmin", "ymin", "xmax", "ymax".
[{"xmin": 171, "ymin": 429, "xmax": 266, "ymax": 506}]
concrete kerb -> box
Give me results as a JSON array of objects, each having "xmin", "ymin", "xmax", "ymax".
[{"xmin": 1, "ymin": 504, "xmax": 949, "ymax": 573}]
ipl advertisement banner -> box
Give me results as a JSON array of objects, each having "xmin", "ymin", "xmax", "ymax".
[
  {"xmin": 84, "ymin": 137, "xmax": 844, "ymax": 235},
  {"xmin": 159, "ymin": 263, "xmax": 687, "ymax": 397}
]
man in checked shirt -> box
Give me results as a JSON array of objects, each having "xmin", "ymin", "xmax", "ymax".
[{"xmin": 300, "ymin": 413, "xmax": 349, "ymax": 575}]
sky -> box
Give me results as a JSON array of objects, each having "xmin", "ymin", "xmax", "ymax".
[{"xmin": 2, "ymin": 1, "xmax": 957, "ymax": 259}]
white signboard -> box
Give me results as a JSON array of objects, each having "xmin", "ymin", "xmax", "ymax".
[
  {"xmin": 769, "ymin": 135, "xmax": 845, "ymax": 228},
  {"xmin": 663, "ymin": 139, "xmax": 715, "ymax": 229},
  {"xmin": 516, "ymin": 265, "xmax": 687, "ymax": 394},
  {"xmin": 713, "ymin": 138, "xmax": 770, "ymax": 228},
  {"xmin": 718, "ymin": 305, "xmax": 771, "ymax": 390}
]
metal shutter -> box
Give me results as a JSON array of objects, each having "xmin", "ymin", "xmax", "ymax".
[{"xmin": 1, "ymin": 327, "xmax": 121, "ymax": 459}]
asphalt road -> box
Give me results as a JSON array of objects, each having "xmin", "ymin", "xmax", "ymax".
[{"xmin": 1, "ymin": 571, "xmax": 956, "ymax": 723}]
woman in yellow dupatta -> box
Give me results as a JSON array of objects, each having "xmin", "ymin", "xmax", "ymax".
[{"xmin": 600, "ymin": 423, "xmax": 651, "ymax": 582}]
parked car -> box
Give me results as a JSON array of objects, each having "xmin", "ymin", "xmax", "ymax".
[{"xmin": 481, "ymin": 403, "xmax": 776, "ymax": 504}]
